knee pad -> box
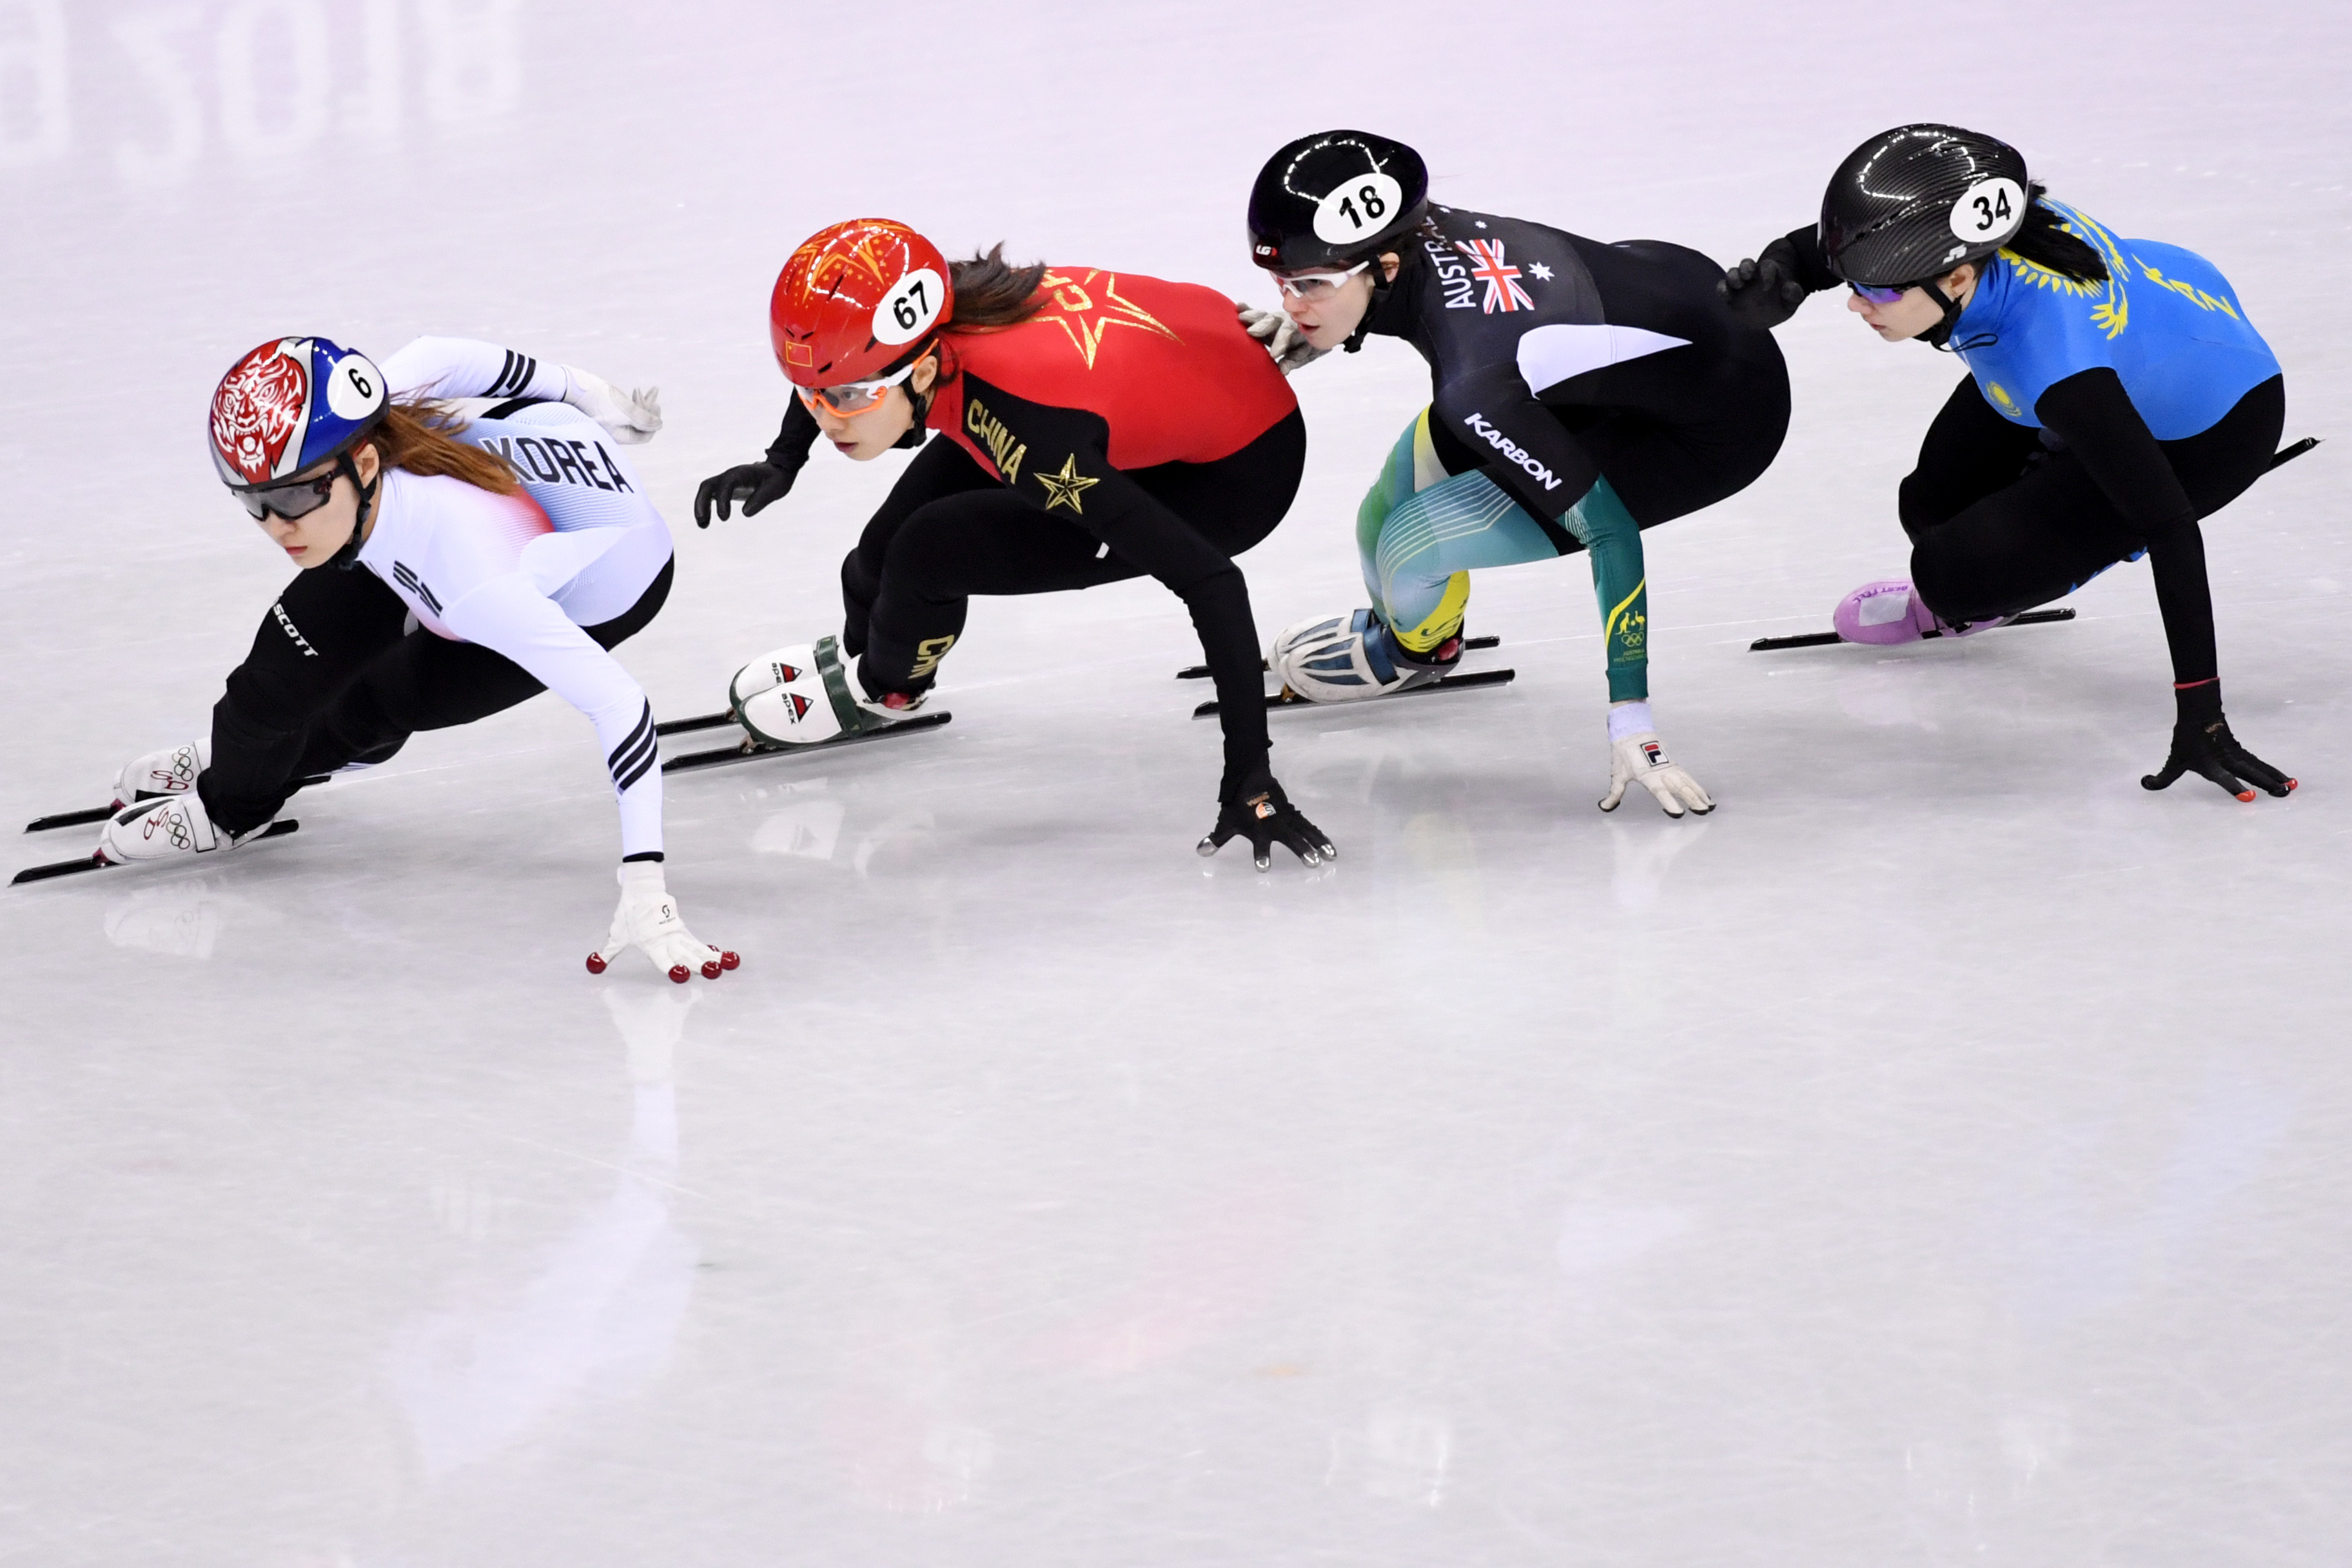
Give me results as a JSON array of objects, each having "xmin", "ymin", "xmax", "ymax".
[{"xmin": 1391, "ymin": 572, "xmax": 1471, "ymax": 655}]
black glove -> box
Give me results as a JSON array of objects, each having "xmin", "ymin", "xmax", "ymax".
[
  {"xmin": 693, "ymin": 462, "xmax": 794, "ymax": 527},
  {"xmin": 1718, "ymin": 237, "xmax": 1810, "ymax": 330},
  {"xmin": 2141, "ymin": 680, "xmax": 2295, "ymax": 801},
  {"xmin": 1197, "ymin": 766, "xmax": 1335, "ymax": 871}
]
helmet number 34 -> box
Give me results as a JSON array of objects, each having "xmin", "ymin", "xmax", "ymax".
[
  {"xmin": 1313, "ymin": 171, "xmax": 1404, "ymax": 245},
  {"xmin": 1950, "ymin": 177, "xmax": 2024, "ymax": 240},
  {"xmin": 874, "ymin": 267, "xmax": 946, "ymax": 346}
]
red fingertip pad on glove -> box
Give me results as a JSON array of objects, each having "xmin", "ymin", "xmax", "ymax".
[
  {"xmin": 667, "ymin": 964, "xmax": 691, "ymax": 985},
  {"xmin": 585, "ymin": 953, "xmax": 607, "ymax": 974},
  {"xmin": 700, "ymin": 959, "xmax": 721, "ymax": 979},
  {"xmin": 718, "ymin": 950, "xmax": 740, "ymax": 971}
]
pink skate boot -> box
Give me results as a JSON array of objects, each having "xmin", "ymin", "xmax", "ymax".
[{"xmin": 1832, "ymin": 580, "xmax": 2012, "ymax": 645}]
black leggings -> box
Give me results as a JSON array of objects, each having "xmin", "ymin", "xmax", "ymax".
[
  {"xmin": 1901, "ymin": 375, "xmax": 2285, "ymax": 622},
  {"xmin": 839, "ymin": 416, "xmax": 1305, "ymax": 694},
  {"xmin": 202, "ymin": 558, "xmax": 672, "ymax": 832}
]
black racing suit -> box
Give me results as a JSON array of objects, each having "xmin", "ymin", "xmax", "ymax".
[{"xmin": 1355, "ymin": 206, "xmax": 1790, "ymax": 698}]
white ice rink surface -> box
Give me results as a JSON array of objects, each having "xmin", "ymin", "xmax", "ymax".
[{"xmin": 5, "ymin": 2, "xmax": 2350, "ymax": 1562}]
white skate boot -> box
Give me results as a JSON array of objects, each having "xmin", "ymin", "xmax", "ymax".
[
  {"xmin": 729, "ymin": 636, "xmax": 925, "ymax": 747},
  {"xmin": 1268, "ymin": 610, "xmax": 1460, "ymax": 703}
]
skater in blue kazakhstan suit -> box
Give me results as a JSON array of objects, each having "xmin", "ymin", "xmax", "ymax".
[{"xmin": 1722, "ymin": 124, "xmax": 2297, "ymax": 803}]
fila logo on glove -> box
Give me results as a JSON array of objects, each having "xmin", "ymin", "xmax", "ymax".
[{"xmin": 1460, "ymin": 413, "xmax": 1562, "ymax": 491}]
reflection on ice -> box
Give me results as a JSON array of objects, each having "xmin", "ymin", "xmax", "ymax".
[
  {"xmin": 1328, "ymin": 1405, "xmax": 1453, "ymax": 1507},
  {"xmin": 103, "ymin": 876, "xmax": 280, "ymax": 958},
  {"xmin": 384, "ymin": 988, "xmax": 698, "ymax": 1478}
]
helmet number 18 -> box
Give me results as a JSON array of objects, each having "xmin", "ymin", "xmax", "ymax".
[{"xmin": 1313, "ymin": 171, "xmax": 1405, "ymax": 246}]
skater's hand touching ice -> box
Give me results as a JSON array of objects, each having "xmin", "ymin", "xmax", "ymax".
[
  {"xmin": 589, "ymin": 861, "xmax": 740, "ymax": 983},
  {"xmin": 694, "ymin": 462, "xmax": 795, "ymax": 527},
  {"xmin": 1718, "ymin": 237, "xmax": 1809, "ymax": 331},
  {"xmin": 1598, "ymin": 703, "xmax": 1715, "ymax": 818},
  {"xmin": 1198, "ymin": 767, "xmax": 1335, "ymax": 872},
  {"xmin": 2141, "ymin": 681, "xmax": 2295, "ymax": 803}
]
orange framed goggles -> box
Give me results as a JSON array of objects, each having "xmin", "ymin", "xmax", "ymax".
[{"xmin": 794, "ymin": 359, "xmax": 921, "ymax": 416}]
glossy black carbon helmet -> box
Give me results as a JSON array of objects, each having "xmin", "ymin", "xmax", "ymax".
[
  {"xmin": 1820, "ymin": 124, "xmax": 2031, "ymax": 286},
  {"xmin": 1248, "ymin": 130, "xmax": 1430, "ymax": 273}
]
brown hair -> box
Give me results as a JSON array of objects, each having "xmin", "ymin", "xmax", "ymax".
[
  {"xmin": 366, "ymin": 400, "xmax": 520, "ymax": 494},
  {"xmin": 946, "ymin": 244, "xmax": 1050, "ymax": 333}
]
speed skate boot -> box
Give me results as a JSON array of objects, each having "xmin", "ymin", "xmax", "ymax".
[
  {"xmin": 1831, "ymin": 579, "xmax": 2014, "ymax": 645},
  {"xmin": 729, "ymin": 636, "xmax": 925, "ymax": 747},
  {"xmin": 1269, "ymin": 610, "xmax": 1461, "ymax": 702}
]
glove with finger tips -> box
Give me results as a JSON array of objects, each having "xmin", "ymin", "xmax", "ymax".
[
  {"xmin": 693, "ymin": 461, "xmax": 794, "ymax": 527},
  {"xmin": 2141, "ymin": 681, "xmax": 2295, "ymax": 802},
  {"xmin": 1197, "ymin": 766, "xmax": 1336, "ymax": 872},
  {"xmin": 1597, "ymin": 704, "xmax": 1715, "ymax": 818},
  {"xmin": 589, "ymin": 861, "xmax": 738, "ymax": 983},
  {"xmin": 1235, "ymin": 301, "xmax": 1327, "ymax": 377},
  {"xmin": 1717, "ymin": 237, "xmax": 1810, "ymax": 331},
  {"xmin": 560, "ymin": 364, "xmax": 663, "ymax": 444}
]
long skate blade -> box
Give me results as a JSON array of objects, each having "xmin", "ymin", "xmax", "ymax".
[
  {"xmin": 654, "ymin": 709, "xmax": 738, "ymax": 738},
  {"xmin": 1192, "ymin": 667, "xmax": 1515, "ymax": 718},
  {"xmin": 24, "ymin": 805, "xmax": 116, "ymax": 833},
  {"xmin": 2267, "ymin": 436, "xmax": 2318, "ymax": 471},
  {"xmin": 26, "ymin": 774, "xmax": 331, "ymax": 835},
  {"xmin": 662, "ymin": 711, "xmax": 953, "ymax": 774},
  {"xmin": 1176, "ymin": 634, "xmax": 1500, "ymax": 680},
  {"xmin": 12, "ymin": 819, "xmax": 299, "ymax": 886},
  {"xmin": 1749, "ymin": 606, "xmax": 2076, "ymax": 652}
]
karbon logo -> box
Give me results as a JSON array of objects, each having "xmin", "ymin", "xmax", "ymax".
[{"xmin": 1461, "ymin": 413, "xmax": 1562, "ymax": 491}]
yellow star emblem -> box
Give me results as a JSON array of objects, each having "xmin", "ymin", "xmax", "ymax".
[
  {"xmin": 1034, "ymin": 454, "xmax": 1100, "ymax": 514},
  {"xmin": 1034, "ymin": 270, "xmax": 1182, "ymax": 369}
]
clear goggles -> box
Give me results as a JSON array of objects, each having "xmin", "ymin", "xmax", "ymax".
[
  {"xmin": 794, "ymin": 359, "xmax": 919, "ymax": 416},
  {"xmin": 231, "ymin": 454, "xmax": 351, "ymax": 521},
  {"xmin": 1271, "ymin": 259, "xmax": 1372, "ymax": 300}
]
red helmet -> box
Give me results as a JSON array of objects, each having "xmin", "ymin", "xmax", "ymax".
[{"xmin": 769, "ymin": 219, "xmax": 954, "ymax": 388}]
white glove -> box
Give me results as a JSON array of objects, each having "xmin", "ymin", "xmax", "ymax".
[
  {"xmin": 98, "ymin": 792, "xmax": 257, "ymax": 863},
  {"xmin": 1235, "ymin": 301, "xmax": 1328, "ymax": 376},
  {"xmin": 588, "ymin": 861, "xmax": 735, "ymax": 983},
  {"xmin": 1597, "ymin": 701, "xmax": 1716, "ymax": 818},
  {"xmin": 112, "ymin": 739, "xmax": 208, "ymax": 807},
  {"xmin": 561, "ymin": 365, "xmax": 662, "ymax": 445}
]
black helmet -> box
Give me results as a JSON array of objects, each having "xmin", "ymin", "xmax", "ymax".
[
  {"xmin": 1819, "ymin": 124, "xmax": 2030, "ymax": 286},
  {"xmin": 1248, "ymin": 130, "xmax": 1429, "ymax": 273}
]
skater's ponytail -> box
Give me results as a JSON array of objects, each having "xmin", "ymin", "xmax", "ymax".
[
  {"xmin": 946, "ymin": 244, "xmax": 1050, "ymax": 332},
  {"xmin": 1999, "ymin": 185, "xmax": 2110, "ymax": 286},
  {"xmin": 367, "ymin": 400, "xmax": 521, "ymax": 495}
]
